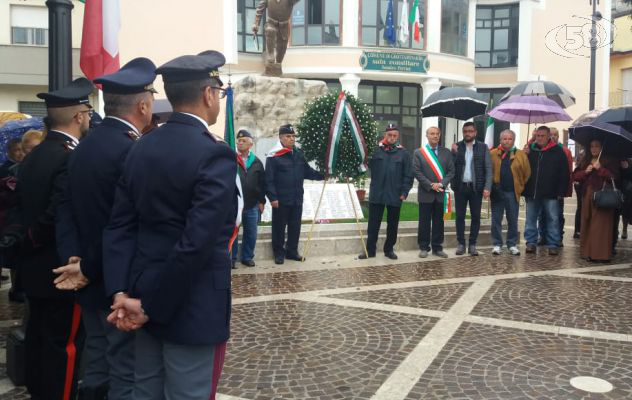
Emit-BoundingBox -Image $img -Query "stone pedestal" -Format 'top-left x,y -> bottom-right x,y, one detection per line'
233,75 -> 329,159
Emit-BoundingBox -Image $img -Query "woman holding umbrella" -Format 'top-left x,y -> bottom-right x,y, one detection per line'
572,139 -> 619,262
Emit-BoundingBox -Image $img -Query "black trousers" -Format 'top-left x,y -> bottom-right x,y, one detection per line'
418,200 -> 445,252
454,184 -> 483,246
25,297 -> 84,400
271,204 -> 303,258
366,203 -> 401,255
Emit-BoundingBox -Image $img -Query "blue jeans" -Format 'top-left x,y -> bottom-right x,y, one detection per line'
538,198 -> 565,245
491,191 -> 519,248
525,198 -> 561,248
231,206 -> 260,262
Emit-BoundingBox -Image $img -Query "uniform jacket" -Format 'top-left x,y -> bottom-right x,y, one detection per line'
451,140 -> 492,193
368,144 -> 414,207
490,147 -> 531,202
523,140 -> 570,199
16,130 -> 76,299
265,147 -> 323,206
56,117 -> 139,310
102,112 -> 237,345
237,153 -> 266,209
412,146 -> 455,204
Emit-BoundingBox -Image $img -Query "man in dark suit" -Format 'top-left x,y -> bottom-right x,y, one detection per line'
266,124 -> 324,264
413,127 -> 455,258
102,51 -> 236,400
54,58 -> 157,400
16,77 -> 93,400
360,124 -> 414,260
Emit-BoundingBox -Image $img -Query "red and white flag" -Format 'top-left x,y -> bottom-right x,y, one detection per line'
80,0 -> 120,80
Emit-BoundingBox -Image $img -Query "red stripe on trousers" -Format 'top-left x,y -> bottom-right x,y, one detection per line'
63,304 -> 82,400
209,341 -> 227,400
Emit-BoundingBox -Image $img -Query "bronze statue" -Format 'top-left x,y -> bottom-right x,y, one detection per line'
253,0 -> 300,77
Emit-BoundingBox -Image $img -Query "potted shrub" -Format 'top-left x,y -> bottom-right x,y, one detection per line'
353,173 -> 367,202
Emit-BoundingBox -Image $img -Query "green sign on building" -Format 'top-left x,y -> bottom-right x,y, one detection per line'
359,51 -> 430,74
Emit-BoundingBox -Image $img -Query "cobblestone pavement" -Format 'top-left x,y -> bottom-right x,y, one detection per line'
0,242 -> 631,399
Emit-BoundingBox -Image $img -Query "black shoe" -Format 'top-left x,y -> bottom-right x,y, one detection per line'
274,256 -> 284,265
525,244 -> 536,254
286,254 -> 303,262
573,232 -> 580,239
432,250 -> 448,259
241,260 -> 255,267
468,245 -> 479,256
548,247 -> 559,256
384,251 -> 398,260
622,232 -> 628,240
455,244 -> 466,256
358,253 -> 375,259
231,261 -> 237,270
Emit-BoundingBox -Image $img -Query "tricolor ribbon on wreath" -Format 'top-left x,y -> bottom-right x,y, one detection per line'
325,92 -> 369,176
419,144 -> 451,215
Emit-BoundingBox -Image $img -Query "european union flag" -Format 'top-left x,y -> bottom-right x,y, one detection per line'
383,0 -> 396,45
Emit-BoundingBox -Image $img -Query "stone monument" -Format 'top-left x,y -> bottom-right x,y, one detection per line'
252,0 -> 300,77
233,75 -> 328,158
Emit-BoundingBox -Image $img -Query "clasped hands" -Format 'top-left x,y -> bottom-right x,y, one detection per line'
106,293 -> 149,332
53,257 -> 89,291
431,183 -> 444,193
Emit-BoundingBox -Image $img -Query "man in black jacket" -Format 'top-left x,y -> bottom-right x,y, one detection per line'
16,77 -> 93,400
266,124 -> 324,264
55,58 -> 157,400
523,125 -> 570,255
232,129 -> 266,267
451,122 -> 492,256
360,124 -> 414,260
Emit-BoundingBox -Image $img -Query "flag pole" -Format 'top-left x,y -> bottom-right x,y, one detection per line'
302,179 -> 328,262
346,177 -> 368,258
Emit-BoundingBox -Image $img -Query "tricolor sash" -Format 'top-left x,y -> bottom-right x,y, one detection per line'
419,144 -> 450,214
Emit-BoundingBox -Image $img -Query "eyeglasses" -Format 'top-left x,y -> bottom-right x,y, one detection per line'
211,87 -> 226,99
78,109 -> 94,118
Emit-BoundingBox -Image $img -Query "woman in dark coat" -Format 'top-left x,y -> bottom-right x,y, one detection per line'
572,139 -> 619,262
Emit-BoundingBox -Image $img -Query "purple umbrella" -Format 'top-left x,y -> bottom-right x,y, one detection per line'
488,96 -> 571,124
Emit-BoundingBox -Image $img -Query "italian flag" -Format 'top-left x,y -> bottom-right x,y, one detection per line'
484,116 -> 495,149
79,0 -> 120,81
409,0 -> 421,43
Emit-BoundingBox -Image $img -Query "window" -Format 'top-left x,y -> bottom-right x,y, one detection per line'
361,0 -> 426,49
358,82 -> 423,152
622,68 -> 632,105
475,4 -> 519,68
10,5 -> 48,46
291,0 -> 341,46
440,0 -> 469,56
18,101 -> 47,118
238,0 -> 264,53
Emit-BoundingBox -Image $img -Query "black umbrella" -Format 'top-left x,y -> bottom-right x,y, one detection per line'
569,108 -> 632,159
500,80 -> 576,109
420,87 -> 488,120
593,106 -> 632,132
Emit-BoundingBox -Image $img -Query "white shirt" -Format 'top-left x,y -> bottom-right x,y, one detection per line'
106,116 -> 139,135
181,112 -> 209,130
50,130 -> 79,147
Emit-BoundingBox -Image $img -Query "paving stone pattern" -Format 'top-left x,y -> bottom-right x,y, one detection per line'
406,323 -> 632,400
218,299 -> 436,400
472,275 -> 632,333
327,282 -> 472,311
583,266 -> 632,278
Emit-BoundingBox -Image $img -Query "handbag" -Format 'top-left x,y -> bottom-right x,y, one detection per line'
592,178 -> 623,209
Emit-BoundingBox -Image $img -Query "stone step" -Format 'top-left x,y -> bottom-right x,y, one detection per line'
249,228 -> 504,261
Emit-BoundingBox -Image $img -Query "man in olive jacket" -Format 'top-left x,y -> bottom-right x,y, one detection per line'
360,124 -> 414,260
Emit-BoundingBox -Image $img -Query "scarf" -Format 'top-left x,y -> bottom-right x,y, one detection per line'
266,141 -> 293,158
237,151 -> 256,170
530,139 -> 557,153
379,139 -> 403,152
497,145 -> 516,160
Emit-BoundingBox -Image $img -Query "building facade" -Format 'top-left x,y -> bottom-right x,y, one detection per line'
610,0 -> 632,107
1,0 -> 613,149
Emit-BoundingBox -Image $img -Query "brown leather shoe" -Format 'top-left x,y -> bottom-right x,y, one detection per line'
548,247 -> 559,256
525,244 -> 536,254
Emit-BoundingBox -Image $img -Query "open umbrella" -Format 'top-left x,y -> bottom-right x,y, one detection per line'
0,117 -> 44,163
420,87 -> 488,120
489,96 -> 571,124
499,80 -> 576,109
569,108 -> 632,159
592,106 -> 632,132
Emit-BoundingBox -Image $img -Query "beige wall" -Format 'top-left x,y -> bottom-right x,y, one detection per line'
613,13 -> 632,53
0,0 -> 84,47
0,84 -> 45,111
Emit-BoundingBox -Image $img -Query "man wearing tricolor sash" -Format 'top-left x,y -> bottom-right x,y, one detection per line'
360,124 -> 413,260
413,127 -> 455,259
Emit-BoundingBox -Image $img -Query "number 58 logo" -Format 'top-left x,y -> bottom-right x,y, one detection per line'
545,16 -> 616,58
